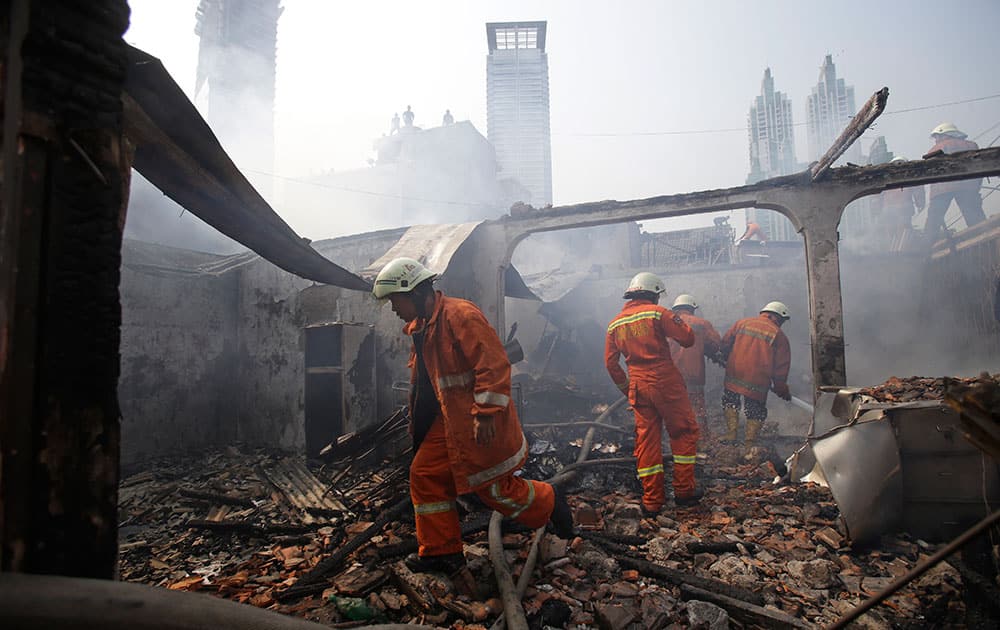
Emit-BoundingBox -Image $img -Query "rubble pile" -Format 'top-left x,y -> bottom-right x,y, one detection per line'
859,374 -> 999,403
119,414 -> 977,629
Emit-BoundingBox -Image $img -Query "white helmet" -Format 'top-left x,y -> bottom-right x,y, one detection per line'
672,294 -> 698,310
890,156 -> 907,163
372,257 -> 437,299
930,122 -> 966,139
761,301 -> 790,320
623,272 -> 665,298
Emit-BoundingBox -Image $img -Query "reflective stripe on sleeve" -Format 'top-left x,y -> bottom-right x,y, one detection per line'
474,390 -> 510,407
437,370 -> 474,390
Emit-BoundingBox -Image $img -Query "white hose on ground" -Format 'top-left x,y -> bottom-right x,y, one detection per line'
488,396 -> 629,630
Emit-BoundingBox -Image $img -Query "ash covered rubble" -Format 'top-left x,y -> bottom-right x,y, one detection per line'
117,389 -> 988,630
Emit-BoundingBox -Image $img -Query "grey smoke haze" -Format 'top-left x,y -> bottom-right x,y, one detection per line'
125,173 -> 244,255
120,0 -> 999,388
125,0 -> 1000,241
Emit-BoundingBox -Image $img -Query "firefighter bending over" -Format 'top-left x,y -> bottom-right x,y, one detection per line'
668,294 -> 723,441
373,258 -> 573,574
923,122 -> 985,239
605,272 -> 702,514
720,302 -> 792,444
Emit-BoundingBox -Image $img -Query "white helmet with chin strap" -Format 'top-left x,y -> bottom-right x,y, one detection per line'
760,301 -> 790,320
930,122 -> 967,139
372,257 -> 437,299
672,294 -> 698,310
623,272 -> 665,298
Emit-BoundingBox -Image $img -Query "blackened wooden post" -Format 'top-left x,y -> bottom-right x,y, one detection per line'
1,0 -> 130,578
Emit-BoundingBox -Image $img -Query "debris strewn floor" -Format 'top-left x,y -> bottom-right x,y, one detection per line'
119,403 -> 983,629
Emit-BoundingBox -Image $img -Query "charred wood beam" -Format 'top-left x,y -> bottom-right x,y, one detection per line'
811,88 -> 889,181
1,0 -> 130,578
617,556 -> 766,607
186,519 -> 312,536
178,488 -> 255,507
276,496 -> 411,602
680,584 -> 810,630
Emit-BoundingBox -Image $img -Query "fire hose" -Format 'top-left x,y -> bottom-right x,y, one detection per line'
489,397 -> 631,630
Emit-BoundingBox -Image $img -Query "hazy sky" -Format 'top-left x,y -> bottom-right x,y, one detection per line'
126,0 -> 1000,237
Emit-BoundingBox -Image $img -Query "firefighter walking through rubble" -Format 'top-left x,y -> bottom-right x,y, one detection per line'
668,294 -> 723,441
605,273 -> 702,514
720,302 -> 792,444
373,258 -> 573,574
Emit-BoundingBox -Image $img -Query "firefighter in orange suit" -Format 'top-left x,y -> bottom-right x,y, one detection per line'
373,257 -> 573,574
668,294 -> 722,440
605,272 -> 702,514
923,122 -> 985,238
720,302 -> 792,444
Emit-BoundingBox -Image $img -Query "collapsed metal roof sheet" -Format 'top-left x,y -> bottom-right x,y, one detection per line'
123,45 -> 371,292
363,222 -> 483,278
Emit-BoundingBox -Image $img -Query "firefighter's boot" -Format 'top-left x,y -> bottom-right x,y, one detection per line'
744,419 -> 763,444
722,407 -> 740,443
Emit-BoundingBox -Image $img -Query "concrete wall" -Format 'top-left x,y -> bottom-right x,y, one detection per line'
232,229 -> 410,451
119,226 -> 1000,465
512,262 -> 811,399
118,231 -> 406,464
119,244 -> 239,469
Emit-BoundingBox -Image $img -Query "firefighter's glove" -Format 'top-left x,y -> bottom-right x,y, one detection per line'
474,414 -> 496,446
617,381 -> 629,396
707,351 -> 726,368
772,382 -> 792,401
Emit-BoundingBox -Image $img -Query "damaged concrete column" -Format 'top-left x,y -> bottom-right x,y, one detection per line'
1,0 -> 131,577
762,187 -> 856,391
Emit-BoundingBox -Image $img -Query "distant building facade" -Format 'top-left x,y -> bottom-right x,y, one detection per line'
194,0 -> 282,199
746,68 -> 799,242
486,21 -> 553,207
284,122 -> 506,239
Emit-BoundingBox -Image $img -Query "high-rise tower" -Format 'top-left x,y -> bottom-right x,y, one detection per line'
746,68 -> 799,241
806,54 -> 858,163
195,0 -> 282,198
486,21 -> 552,207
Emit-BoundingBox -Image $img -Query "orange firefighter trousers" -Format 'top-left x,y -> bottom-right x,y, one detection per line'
630,379 -> 699,511
410,418 -> 555,557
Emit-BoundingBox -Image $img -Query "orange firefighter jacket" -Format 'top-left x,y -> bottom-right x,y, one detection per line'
739,222 -> 766,242
927,137 -> 981,196
605,299 -> 694,390
668,311 -> 722,391
721,314 -> 791,402
404,292 -> 526,494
